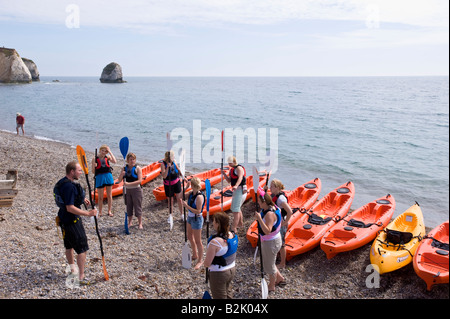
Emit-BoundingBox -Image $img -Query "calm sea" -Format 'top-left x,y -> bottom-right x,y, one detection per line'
1,76 -> 448,227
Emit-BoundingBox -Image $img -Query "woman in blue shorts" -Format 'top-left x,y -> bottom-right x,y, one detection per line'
92,144 -> 117,216
182,177 -> 205,270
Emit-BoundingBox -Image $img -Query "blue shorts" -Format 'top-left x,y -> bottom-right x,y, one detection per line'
95,173 -> 114,188
187,215 -> 204,230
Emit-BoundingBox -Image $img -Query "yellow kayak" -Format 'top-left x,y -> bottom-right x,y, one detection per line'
370,202 -> 425,274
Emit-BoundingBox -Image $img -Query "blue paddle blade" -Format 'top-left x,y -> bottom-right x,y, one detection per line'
202,290 -> 212,299
124,212 -> 129,235
205,179 -> 211,212
119,137 -> 129,159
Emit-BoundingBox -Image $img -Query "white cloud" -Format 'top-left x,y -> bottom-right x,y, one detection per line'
0,0 -> 448,30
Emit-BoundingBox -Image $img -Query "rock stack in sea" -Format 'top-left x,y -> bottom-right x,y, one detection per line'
21,58 -> 40,81
100,62 -> 126,83
0,48 -> 32,83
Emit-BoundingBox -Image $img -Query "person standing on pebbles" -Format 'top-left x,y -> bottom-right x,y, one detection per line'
117,152 -> 143,229
254,187 -> 286,293
55,161 -> 97,285
182,177 -> 205,269
161,150 -> 184,221
204,211 -> 238,299
222,156 -> 247,233
92,144 -> 116,217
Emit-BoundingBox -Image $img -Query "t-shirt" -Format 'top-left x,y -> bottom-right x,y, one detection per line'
16,115 -> 24,124
57,177 -> 82,224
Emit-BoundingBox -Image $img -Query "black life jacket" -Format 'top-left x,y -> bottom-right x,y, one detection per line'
124,165 -> 139,183
54,177 -> 85,209
163,161 -> 179,181
188,190 -> 206,213
95,156 -> 112,175
229,164 -> 246,187
271,191 -> 289,219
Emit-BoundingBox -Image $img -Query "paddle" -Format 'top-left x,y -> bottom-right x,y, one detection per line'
252,166 -> 260,265
119,137 -> 130,235
179,149 -> 191,269
76,145 -> 109,281
202,178 -> 212,299
221,130 -> 224,213
166,132 -> 173,230
252,166 -> 268,299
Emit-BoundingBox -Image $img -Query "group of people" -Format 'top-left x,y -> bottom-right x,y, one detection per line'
55,144 -> 293,297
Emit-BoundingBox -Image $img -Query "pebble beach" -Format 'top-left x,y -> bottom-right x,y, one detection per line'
0,130 -> 448,301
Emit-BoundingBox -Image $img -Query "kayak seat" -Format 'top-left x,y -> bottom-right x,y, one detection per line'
386,228 -> 413,245
308,213 -> 332,225
347,218 -> 374,228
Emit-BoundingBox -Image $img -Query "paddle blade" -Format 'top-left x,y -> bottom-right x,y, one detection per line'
102,256 -> 109,281
119,137 -> 129,160
205,179 -> 211,212
261,278 -> 268,299
76,145 -> 89,175
182,242 -> 191,269
179,148 -> 186,177
202,290 -> 212,299
253,246 -> 258,265
252,166 -> 259,193
169,214 -> 173,230
124,212 -> 129,235
166,132 -> 172,151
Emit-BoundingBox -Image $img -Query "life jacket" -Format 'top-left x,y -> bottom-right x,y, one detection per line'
207,232 -> 238,268
271,191 -> 289,219
163,161 -> 179,181
257,206 -> 282,240
188,190 -> 206,214
229,164 -> 246,187
124,165 -> 139,183
54,177 -> 85,225
95,156 -> 112,175
54,177 -> 85,209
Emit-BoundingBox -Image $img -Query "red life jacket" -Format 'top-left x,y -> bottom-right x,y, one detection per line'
95,156 -> 112,175
229,164 -> 246,187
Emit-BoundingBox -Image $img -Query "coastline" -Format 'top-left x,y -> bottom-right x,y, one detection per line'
0,130 -> 448,299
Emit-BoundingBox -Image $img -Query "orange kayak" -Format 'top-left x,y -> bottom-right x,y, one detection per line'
285,181 -> 355,261
320,194 -> 395,259
152,166 -> 229,201
413,220 -> 449,291
246,178 -> 322,248
201,171 -> 268,217
93,160 -> 161,202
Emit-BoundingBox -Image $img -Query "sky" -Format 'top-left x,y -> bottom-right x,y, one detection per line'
0,0 -> 448,77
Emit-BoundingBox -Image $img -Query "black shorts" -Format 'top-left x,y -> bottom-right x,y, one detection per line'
164,180 -> 181,197
61,218 -> 89,254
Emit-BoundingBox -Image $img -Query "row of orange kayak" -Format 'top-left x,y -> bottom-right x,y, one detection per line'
92,162 -> 448,290
245,179 -> 448,291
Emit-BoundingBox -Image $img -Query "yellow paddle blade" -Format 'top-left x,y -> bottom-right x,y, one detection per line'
76,145 -> 89,175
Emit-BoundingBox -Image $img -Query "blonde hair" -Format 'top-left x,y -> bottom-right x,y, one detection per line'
99,144 -> 109,152
270,179 -> 285,190
227,155 -> 237,164
190,176 -> 201,189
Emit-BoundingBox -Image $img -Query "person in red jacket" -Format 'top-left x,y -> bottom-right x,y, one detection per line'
16,112 -> 25,135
